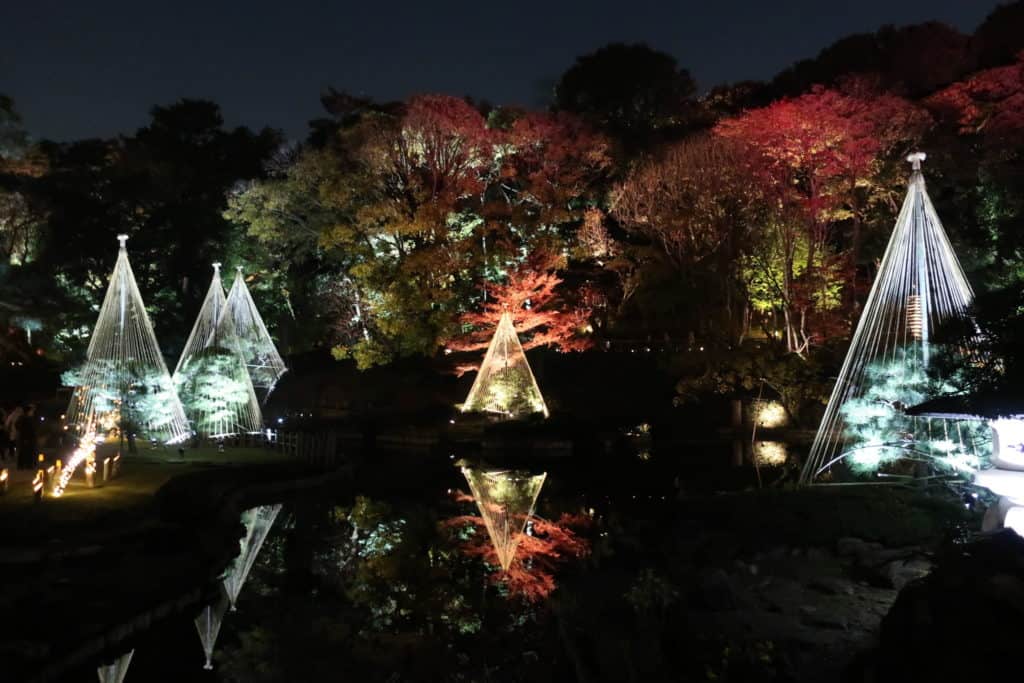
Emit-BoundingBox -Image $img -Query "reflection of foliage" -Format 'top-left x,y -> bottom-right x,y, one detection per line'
625,569 -> 679,615
175,346 -> 253,436
443,490 -> 591,603
840,348 -> 988,475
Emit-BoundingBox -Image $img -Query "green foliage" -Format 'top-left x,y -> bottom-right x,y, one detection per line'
61,359 -> 180,437
676,344 -> 832,426
174,347 -> 253,436
839,348 -> 989,475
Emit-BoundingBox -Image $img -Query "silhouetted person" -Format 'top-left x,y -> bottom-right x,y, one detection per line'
16,404 -> 38,470
3,405 -> 22,460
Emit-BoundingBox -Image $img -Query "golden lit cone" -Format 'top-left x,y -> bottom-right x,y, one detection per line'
462,467 -> 546,571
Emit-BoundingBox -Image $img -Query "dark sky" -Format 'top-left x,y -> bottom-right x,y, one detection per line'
0,0 -> 1005,142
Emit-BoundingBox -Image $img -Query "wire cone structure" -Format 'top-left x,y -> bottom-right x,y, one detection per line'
462,467 -> 546,571
222,504 -> 282,608
66,235 -> 189,444
174,264 -> 262,438
96,650 -> 133,683
224,267 -> 287,391
195,591 -> 229,671
801,153 -> 978,484
461,311 -> 549,418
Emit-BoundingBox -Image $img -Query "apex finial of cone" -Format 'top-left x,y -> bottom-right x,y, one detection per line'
236,265 -> 244,273
212,262 -> 221,272
116,234 -> 129,248
907,152 -> 926,170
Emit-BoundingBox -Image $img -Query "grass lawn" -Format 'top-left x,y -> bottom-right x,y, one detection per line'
0,444 -> 290,542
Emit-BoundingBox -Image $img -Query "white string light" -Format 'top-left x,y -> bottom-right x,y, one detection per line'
174,264 -> 263,438
65,235 -> 189,444
801,154 -> 977,483
461,311 -> 549,418
223,267 -> 287,391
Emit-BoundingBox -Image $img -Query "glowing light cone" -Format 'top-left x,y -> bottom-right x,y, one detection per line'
224,267 -> 287,391
174,263 -> 262,437
195,592 -> 229,670
461,311 -> 548,418
462,468 -> 546,571
96,650 -> 133,683
66,235 -> 189,444
801,154 -> 978,483
222,504 -> 282,608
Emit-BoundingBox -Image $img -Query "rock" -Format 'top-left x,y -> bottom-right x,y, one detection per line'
802,613 -> 848,631
697,569 -> 738,611
836,537 -> 866,557
883,558 -> 933,590
808,577 -> 855,596
877,530 -> 1024,681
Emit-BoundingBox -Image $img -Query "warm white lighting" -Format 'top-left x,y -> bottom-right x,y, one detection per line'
461,311 -> 548,419
754,401 -> 787,429
754,441 -> 789,466
991,418 -> 1024,471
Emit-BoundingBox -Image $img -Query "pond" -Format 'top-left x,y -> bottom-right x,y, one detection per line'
82,440 -> 809,682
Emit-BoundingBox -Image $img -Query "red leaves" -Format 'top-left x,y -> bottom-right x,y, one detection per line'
442,500 -> 592,603
447,249 -> 594,367
927,52 -> 1024,143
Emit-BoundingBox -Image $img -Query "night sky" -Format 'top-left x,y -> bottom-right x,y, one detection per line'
0,0 -> 1005,141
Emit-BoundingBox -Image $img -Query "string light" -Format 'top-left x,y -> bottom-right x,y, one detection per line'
802,154 -> 977,483
173,263 -> 262,438
65,235 -> 189,445
223,266 -> 287,391
461,311 -> 548,418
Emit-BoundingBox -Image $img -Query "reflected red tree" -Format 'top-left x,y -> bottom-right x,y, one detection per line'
443,491 -> 591,603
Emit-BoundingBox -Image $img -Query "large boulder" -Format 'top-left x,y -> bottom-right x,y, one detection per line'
876,530 -> 1024,681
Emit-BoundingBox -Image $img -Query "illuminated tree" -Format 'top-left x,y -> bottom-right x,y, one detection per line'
449,249 -> 592,361
611,135 -> 763,342
223,267 -> 287,391
223,504 -> 282,609
65,235 -> 189,444
174,264 -> 261,437
96,650 -> 134,683
461,312 -> 549,418
714,85 -> 928,352
801,155 -> 979,483
443,488 -> 591,602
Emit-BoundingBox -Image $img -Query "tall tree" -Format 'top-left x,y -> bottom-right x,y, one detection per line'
554,43 -> 697,149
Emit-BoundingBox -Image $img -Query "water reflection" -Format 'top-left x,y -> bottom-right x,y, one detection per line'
96,649 -> 133,683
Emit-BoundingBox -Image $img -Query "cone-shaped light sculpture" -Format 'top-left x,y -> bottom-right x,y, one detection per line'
224,267 -> 287,391
222,504 -> 282,609
462,467 -> 546,571
66,235 -> 189,444
461,311 -> 549,418
801,153 -> 977,483
174,264 -> 262,437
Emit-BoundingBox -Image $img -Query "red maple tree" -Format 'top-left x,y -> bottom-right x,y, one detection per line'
927,51 -> 1024,143
447,249 -> 593,373
442,490 -> 591,603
